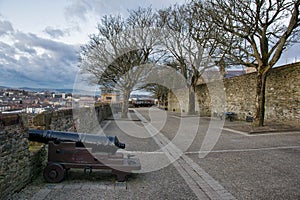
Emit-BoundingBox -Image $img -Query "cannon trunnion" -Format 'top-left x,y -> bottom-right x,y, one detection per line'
28,129 -> 140,182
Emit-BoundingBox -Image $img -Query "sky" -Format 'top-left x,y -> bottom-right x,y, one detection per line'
0,0 -> 186,89
0,0 -> 299,89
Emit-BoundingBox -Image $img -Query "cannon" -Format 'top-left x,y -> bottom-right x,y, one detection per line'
28,129 -> 140,183
28,129 -> 125,153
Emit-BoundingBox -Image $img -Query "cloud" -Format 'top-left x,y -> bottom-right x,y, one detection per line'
0,30 -> 80,88
0,41 -> 16,56
44,26 -> 66,38
14,42 -> 37,55
63,0 -> 188,30
64,0 -> 172,21
0,19 -> 14,35
64,0 -> 93,22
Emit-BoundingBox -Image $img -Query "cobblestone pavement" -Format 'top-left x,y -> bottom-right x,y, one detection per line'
9,107 -> 300,199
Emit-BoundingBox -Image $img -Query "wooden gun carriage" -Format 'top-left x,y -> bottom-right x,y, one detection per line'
28,129 -> 141,183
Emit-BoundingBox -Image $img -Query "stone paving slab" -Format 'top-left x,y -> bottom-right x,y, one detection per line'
10,181 -> 128,200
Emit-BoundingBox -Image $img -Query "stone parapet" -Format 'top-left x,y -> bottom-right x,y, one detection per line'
0,114 -> 30,200
0,104 -> 113,199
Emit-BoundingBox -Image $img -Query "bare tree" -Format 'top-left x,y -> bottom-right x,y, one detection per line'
189,0 -> 236,78
158,4 -> 214,114
205,0 -> 300,126
80,9 -> 159,118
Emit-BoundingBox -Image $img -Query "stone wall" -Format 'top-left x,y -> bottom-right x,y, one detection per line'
168,89 -> 202,114
168,62 -> 300,125
265,63 -> 300,125
0,114 -> 30,199
33,104 -> 112,132
33,109 -> 75,131
196,71 -> 257,119
0,104 -> 112,199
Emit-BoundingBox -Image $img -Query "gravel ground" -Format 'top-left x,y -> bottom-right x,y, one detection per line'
190,148 -> 300,200
8,108 -> 300,200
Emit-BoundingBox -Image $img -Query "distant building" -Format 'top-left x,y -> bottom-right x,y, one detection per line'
101,93 -> 120,103
24,106 -> 46,114
0,105 -> 11,112
53,93 -> 63,98
246,67 -> 257,73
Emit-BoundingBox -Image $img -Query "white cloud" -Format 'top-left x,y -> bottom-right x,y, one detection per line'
0,23 -> 80,88
64,0 -> 93,22
0,19 -> 14,35
44,26 -> 67,38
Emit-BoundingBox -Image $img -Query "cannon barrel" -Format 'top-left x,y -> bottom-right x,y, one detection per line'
28,129 -> 125,153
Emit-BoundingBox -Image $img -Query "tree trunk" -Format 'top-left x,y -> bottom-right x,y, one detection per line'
219,57 -> 226,78
121,89 -> 130,118
254,71 -> 268,126
157,95 -> 161,107
188,85 -> 196,115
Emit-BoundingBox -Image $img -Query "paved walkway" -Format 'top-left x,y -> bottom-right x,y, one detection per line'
134,110 -> 236,200
9,107 -> 300,199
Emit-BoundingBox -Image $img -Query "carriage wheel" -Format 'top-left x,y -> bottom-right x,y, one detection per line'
44,163 -> 65,183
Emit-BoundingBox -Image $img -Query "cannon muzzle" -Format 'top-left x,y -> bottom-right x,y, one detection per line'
28,129 -> 125,153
